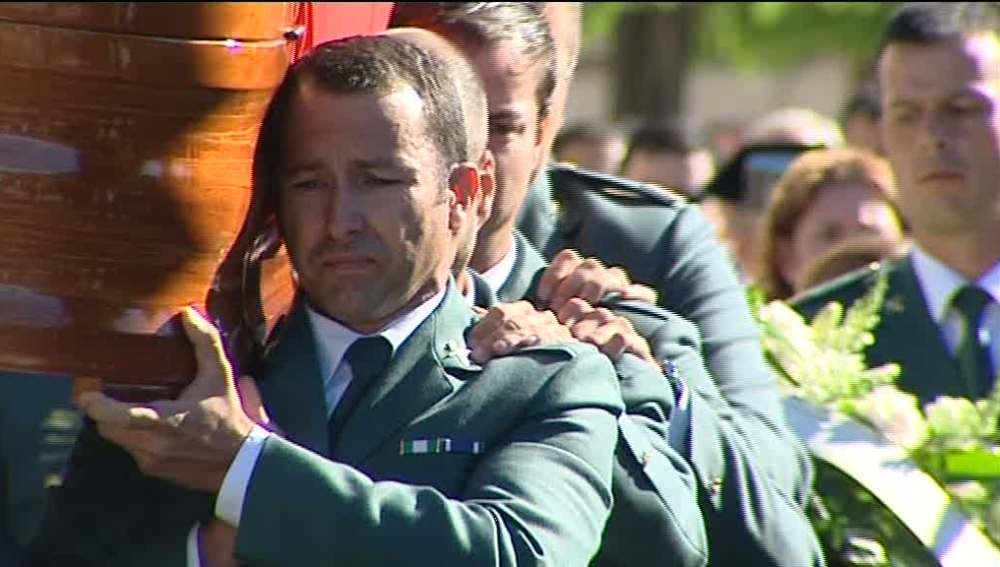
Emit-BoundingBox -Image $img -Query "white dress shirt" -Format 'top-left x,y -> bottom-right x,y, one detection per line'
910,245 -> 1000,366
188,286 -> 446,565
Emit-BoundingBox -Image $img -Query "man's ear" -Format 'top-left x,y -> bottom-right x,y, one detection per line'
534,108 -> 556,165
449,163 -> 480,205
447,163 -> 480,232
476,150 -> 497,227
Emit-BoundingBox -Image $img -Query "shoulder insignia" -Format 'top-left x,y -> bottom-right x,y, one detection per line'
548,162 -> 685,207
594,182 -> 687,206
504,342 -> 582,363
439,339 -> 481,372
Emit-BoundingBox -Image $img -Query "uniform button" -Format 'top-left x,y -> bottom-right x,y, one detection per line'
45,474 -> 63,488
709,478 -> 723,495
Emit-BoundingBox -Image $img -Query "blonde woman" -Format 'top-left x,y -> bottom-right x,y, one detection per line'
757,148 -> 905,300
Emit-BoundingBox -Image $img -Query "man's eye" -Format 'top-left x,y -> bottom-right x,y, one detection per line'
491,123 -> 525,137
947,100 -> 982,115
889,109 -> 917,124
362,173 -> 398,186
290,179 -> 323,191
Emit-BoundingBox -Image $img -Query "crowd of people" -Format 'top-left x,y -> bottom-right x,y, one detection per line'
1,2 -> 999,566
552,99 -> 910,301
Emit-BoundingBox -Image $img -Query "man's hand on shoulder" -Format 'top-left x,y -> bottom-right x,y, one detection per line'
469,301 -> 572,363
557,298 -> 659,370
536,249 -> 657,310
468,297 -> 659,373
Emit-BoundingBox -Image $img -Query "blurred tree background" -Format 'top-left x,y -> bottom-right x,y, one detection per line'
583,2 -> 900,123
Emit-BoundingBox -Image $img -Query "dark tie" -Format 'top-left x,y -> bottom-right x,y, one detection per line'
327,336 -> 393,455
951,285 -> 996,398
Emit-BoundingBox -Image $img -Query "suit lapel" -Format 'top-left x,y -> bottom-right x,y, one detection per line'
469,269 -> 500,309
517,167 -> 559,254
257,299 -> 331,456
497,230 -> 549,304
874,257 -> 965,403
333,286 -> 477,466
542,166 -> 584,259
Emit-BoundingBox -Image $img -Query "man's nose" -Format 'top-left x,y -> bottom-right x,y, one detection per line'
325,189 -> 365,239
922,109 -> 956,152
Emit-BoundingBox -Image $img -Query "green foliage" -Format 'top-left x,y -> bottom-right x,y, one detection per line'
582,2 -> 680,43
583,2 -> 901,72
756,270 -> 899,406
757,267 -> 1000,548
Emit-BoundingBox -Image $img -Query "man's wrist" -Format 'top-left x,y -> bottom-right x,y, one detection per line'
215,424 -> 271,527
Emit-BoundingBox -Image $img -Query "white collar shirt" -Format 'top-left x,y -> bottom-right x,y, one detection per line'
306,286 -> 447,416
910,245 -> 1000,366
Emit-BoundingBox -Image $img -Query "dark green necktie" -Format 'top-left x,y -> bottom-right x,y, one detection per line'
951,285 -> 996,399
328,336 -> 392,455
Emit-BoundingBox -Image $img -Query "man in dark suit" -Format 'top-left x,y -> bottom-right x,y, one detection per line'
794,3 -> 1000,406
390,3 -> 821,565
29,34 -> 633,566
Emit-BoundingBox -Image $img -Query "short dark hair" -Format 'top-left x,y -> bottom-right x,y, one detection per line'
840,83 -> 882,124
253,35 -> 467,212
553,122 -> 617,156
390,2 -> 558,119
619,123 -> 693,174
880,2 -> 1000,52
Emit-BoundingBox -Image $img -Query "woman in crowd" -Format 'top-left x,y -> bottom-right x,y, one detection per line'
756,147 -> 906,301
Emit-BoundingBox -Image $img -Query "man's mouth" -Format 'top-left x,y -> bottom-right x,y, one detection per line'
918,169 -> 965,184
320,255 -> 376,274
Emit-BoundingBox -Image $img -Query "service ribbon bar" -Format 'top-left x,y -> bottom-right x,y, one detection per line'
400,438 -> 485,455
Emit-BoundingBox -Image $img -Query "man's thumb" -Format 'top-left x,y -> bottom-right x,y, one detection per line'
180,307 -> 235,398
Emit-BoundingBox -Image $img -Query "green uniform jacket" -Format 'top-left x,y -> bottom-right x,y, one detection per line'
0,373 -> 79,564
516,164 -> 822,565
518,164 -> 812,492
470,243 -> 707,567
28,284 -> 624,567
496,233 -> 823,567
519,164 -> 777,411
793,255 -> 969,405
615,300 -> 824,566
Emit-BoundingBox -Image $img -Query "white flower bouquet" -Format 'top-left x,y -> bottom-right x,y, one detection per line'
752,273 -> 1000,562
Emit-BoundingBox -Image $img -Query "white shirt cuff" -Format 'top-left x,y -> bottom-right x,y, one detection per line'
187,523 -> 202,567
215,424 -> 271,528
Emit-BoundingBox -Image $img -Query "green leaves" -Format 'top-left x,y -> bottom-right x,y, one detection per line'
757,270 -> 897,406
756,266 -> 1000,547
583,2 -> 900,72
924,397 -> 996,452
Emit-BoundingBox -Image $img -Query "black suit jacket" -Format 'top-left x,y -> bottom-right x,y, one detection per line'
794,255 -> 970,405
